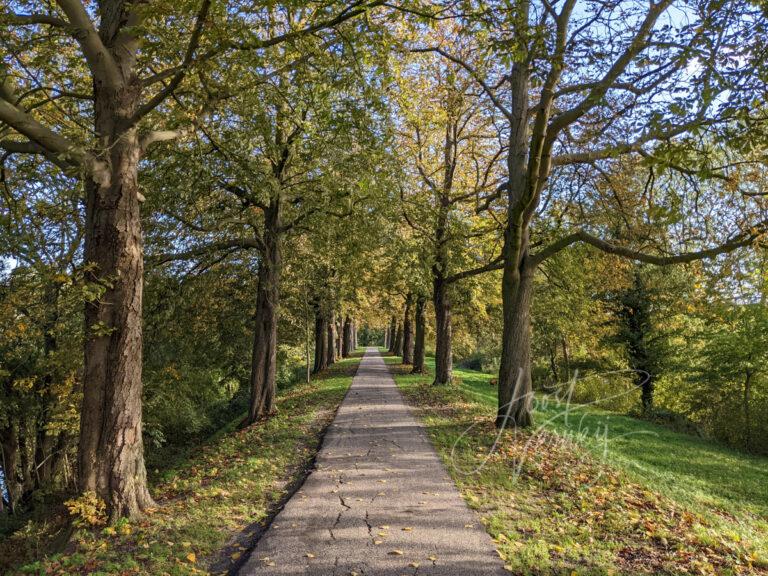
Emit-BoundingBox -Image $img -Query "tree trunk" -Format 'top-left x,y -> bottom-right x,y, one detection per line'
247,204 -> 282,424
497,247 -> 535,428
561,336 -> 571,382
393,322 -> 404,357
313,305 -> 329,373
336,319 -> 343,358
327,312 -> 337,366
343,316 -> 352,357
548,344 -> 558,384
744,368 -> 752,450
35,281 -> 61,488
640,373 -> 655,415
433,275 -> 453,385
412,295 -> 427,374
402,294 -> 414,365
388,316 -> 397,353
384,325 -> 390,350
1,421 -> 19,513
78,79 -> 155,520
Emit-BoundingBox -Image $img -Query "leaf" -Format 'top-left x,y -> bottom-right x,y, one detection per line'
186,552 -> 197,563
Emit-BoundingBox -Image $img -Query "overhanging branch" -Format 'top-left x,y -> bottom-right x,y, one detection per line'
529,224 -> 768,268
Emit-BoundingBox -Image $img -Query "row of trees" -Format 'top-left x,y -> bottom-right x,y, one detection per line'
2,0 -> 768,526
0,0 -> 405,520
380,1 -> 768,432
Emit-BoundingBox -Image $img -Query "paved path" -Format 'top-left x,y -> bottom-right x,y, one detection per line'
239,348 -> 507,575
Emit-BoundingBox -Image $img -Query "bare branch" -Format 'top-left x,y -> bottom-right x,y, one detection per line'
547,0 -> 673,135
410,47 -> 513,120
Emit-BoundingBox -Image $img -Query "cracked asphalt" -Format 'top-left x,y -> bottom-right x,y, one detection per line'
238,347 -> 508,575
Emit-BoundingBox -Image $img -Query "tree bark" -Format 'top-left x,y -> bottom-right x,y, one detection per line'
388,316 -> 397,353
342,316 -> 352,357
393,322 -> 404,357
78,77 -> 155,519
561,336 -> 571,382
497,245 -> 535,428
433,275 -> 453,385
247,202 -> 282,424
313,304 -> 329,373
327,312 -> 337,366
402,294 -> 414,365
336,318 -> 343,358
412,295 -> 427,373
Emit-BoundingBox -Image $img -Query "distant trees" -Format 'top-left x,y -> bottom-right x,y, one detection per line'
395,42 -> 504,384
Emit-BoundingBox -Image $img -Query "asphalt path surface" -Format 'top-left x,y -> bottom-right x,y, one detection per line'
239,347 -> 507,575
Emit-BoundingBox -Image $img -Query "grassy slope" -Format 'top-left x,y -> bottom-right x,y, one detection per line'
388,354 -> 768,575
3,354 -> 361,576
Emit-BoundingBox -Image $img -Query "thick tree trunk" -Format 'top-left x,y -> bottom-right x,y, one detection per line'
393,322 -> 404,357
79,81 -> 154,520
640,374 -> 655,415
247,204 -> 282,424
497,250 -> 535,428
433,276 -> 453,385
313,305 -> 329,373
412,295 -> 427,374
402,294 -> 414,365
342,316 -> 352,357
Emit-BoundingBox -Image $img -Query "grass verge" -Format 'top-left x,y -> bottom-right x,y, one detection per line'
2,354 -> 361,576
388,355 -> 768,575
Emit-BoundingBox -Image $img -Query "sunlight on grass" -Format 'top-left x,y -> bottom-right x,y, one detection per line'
387,353 -> 768,575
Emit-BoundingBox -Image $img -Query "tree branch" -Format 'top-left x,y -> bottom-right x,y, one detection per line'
0,12 -> 68,27
410,47 -> 513,120
445,254 -> 504,284
547,0 -> 673,135
529,224 -> 768,268
0,99 -> 85,168
54,0 -> 122,88
130,0 -> 212,124
149,238 -> 264,264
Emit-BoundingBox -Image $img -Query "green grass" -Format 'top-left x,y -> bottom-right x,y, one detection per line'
387,354 -> 768,575
2,354 -> 361,576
